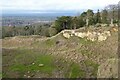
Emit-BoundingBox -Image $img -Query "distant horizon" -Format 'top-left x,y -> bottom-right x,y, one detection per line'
1,0 -> 119,15
2,9 -> 96,14
2,9 -> 89,17
1,8 -> 103,17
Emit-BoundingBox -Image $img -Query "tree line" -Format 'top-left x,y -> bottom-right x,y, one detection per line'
53,4 -> 118,32
2,24 -> 55,38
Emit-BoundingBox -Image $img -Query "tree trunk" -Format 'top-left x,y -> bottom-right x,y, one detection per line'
111,19 -> 114,26
74,24 -> 76,30
86,19 -> 89,26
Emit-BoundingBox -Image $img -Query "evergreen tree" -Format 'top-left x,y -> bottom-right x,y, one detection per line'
101,9 -> 108,24
96,9 -> 101,23
86,9 -> 94,26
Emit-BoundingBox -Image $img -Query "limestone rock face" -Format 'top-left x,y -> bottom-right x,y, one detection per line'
103,31 -> 111,36
63,33 -> 70,39
112,28 -> 118,32
71,30 -> 75,34
98,35 -> 107,42
62,29 -> 112,42
87,31 -> 97,41
74,32 -> 79,37
75,32 -> 86,38
97,58 -> 118,78
97,31 -> 111,42
100,24 -> 108,27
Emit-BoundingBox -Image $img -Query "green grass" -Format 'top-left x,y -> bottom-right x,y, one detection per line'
0,73 -> 2,78
2,34 -> 111,78
9,49 -> 56,77
1,72 -> 7,78
79,38 -> 94,45
44,39 -> 55,47
63,60 -> 85,78
2,49 -> 56,77
3,48 -> 87,78
84,60 -> 99,76
10,56 -> 55,74
69,63 -> 85,78
32,38 -> 55,49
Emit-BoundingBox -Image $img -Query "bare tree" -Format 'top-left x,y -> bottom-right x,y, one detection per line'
105,4 -> 118,26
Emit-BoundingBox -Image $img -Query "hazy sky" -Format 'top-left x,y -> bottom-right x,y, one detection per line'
1,0 -> 119,12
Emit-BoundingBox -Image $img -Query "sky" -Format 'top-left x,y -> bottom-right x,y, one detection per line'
1,0 -> 119,13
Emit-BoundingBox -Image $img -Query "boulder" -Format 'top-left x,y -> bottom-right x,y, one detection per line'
75,32 -> 86,38
78,32 -> 86,38
39,64 -> 44,67
63,33 -> 70,39
86,31 -> 97,41
98,35 -> 107,42
103,31 -> 111,37
71,30 -> 75,34
112,28 -> 118,32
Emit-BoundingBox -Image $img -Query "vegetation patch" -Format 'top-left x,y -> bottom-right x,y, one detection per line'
84,60 -> 99,76
69,63 -> 85,78
10,54 -> 56,76
44,39 -> 55,47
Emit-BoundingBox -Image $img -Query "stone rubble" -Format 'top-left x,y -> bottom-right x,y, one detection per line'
62,28 -> 117,42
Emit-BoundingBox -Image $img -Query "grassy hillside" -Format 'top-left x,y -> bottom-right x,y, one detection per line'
2,26 -> 118,78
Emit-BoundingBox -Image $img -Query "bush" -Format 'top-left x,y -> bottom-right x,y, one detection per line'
48,27 -> 57,37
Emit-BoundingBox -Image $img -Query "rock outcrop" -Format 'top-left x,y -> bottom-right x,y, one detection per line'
62,32 -> 70,39
63,30 -> 111,42
62,27 -> 118,42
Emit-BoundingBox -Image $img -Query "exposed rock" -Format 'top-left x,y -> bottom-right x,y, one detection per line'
103,31 -> 111,36
112,28 -> 118,32
32,63 -> 35,65
75,32 -> 86,38
100,24 -> 108,27
27,71 -> 30,73
71,30 -> 75,34
24,75 -> 27,77
87,31 -> 97,41
28,76 -> 30,78
98,35 -> 107,42
39,64 -> 44,67
63,33 -> 70,39
62,28 -> 112,42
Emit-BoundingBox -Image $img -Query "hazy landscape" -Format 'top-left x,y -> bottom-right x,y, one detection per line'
1,0 -> 120,79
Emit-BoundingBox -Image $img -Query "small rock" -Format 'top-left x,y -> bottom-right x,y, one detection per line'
28,76 -> 30,78
103,31 -> 111,36
27,71 -> 30,73
32,63 -> 35,65
39,64 -> 44,67
98,35 -> 107,42
112,28 -> 118,32
24,75 -> 27,77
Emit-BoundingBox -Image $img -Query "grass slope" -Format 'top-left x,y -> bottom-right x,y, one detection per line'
2,27 -> 118,78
